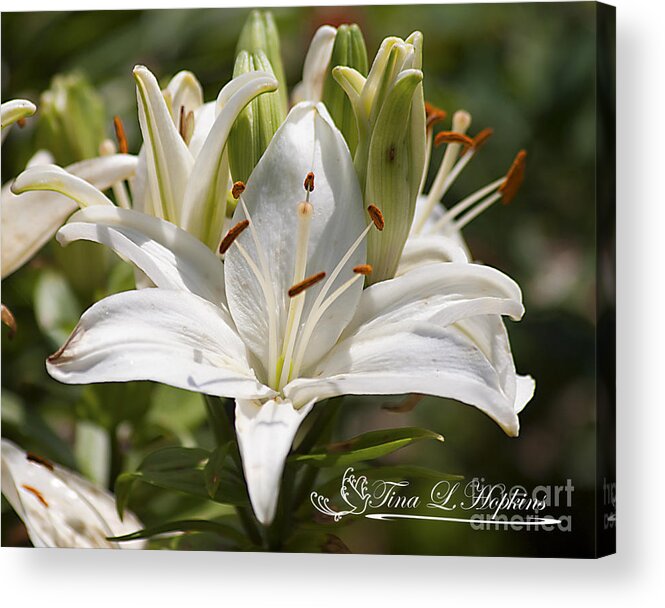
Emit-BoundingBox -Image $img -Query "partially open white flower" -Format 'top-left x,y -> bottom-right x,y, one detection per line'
1,438 -> 144,548
25,102 -> 531,525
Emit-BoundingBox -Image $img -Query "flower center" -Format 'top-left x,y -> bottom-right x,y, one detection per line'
221,173 -> 383,393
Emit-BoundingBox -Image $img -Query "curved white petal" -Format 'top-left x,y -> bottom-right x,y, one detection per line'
188,101 -> 216,158
292,25 -> 337,103
411,194 -> 471,258
515,374 -> 536,414
397,234 -> 469,275
285,320 -> 521,436
1,99 -> 36,142
235,398 -> 315,525
180,71 -> 278,250
164,70 -> 204,124
134,65 -> 194,224
1,155 -> 136,278
11,164 -> 114,208
1,438 -> 144,548
66,153 -> 138,190
225,102 -> 366,374
47,289 -> 274,401
57,206 -> 227,307
341,262 -> 524,340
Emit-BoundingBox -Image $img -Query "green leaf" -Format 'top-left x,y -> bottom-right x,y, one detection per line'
204,442 -> 233,499
289,427 -> 444,468
108,518 -> 246,545
115,446 -> 247,518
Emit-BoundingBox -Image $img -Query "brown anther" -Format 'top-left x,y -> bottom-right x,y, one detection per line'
27,453 -> 54,471
21,485 -> 49,508
472,127 -> 494,151
231,181 -> 246,199
219,219 -> 250,254
113,115 -> 128,154
425,102 -> 447,130
288,271 -> 326,297
1,304 -> 17,339
499,150 -> 527,205
367,204 -> 385,231
303,172 -> 315,193
434,131 -> 474,148
353,264 -> 373,276
178,105 -> 187,140
17,117 -> 27,128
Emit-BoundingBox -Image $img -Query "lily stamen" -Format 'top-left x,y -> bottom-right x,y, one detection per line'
434,131 -> 474,148
219,219 -> 250,254
368,204 -> 385,231
425,102 -> 447,130
232,181 -> 246,199
1,303 -> 17,339
287,271 -> 326,297
113,115 -> 128,154
414,109 -> 472,234
498,150 -> 527,204
353,264 -> 373,275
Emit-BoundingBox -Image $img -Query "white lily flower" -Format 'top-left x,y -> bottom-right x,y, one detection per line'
11,67 -> 279,258
400,108 -> 535,410
1,438 -> 144,549
33,102 -> 530,525
0,96 -> 137,279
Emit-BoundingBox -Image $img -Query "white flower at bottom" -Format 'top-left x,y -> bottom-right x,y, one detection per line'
37,102 -> 530,525
1,439 -> 144,549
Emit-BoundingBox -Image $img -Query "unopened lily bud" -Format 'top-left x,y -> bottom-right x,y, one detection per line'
334,32 -> 426,283
35,73 -> 106,165
228,50 -> 286,183
236,10 -> 288,117
321,24 -> 368,156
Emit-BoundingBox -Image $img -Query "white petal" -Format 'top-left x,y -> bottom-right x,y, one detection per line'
292,25 -> 337,103
1,154 -> 136,279
134,65 -> 194,224
57,206 -> 227,307
235,398 -> 315,525
1,99 -> 36,142
397,235 -> 469,275
164,70 -> 203,124
342,262 -> 524,340
225,102 -> 366,372
66,153 -> 138,191
515,374 -> 536,414
411,194 -> 471,258
47,289 -> 275,401
1,438 -> 144,548
285,320 -> 521,436
188,101 -> 216,158
11,164 -> 114,208
180,71 -> 278,250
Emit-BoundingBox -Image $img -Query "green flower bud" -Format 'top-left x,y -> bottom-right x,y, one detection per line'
321,24 -> 368,156
236,10 -> 288,117
334,33 -> 426,283
36,73 -> 106,165
228,50 -> 287,183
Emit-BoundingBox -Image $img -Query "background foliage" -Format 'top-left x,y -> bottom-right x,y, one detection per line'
2,3 -> 599,556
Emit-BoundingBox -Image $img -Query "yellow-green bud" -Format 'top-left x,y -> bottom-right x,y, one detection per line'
334,33 -> 427,283
36,73 -> 106,165
236,10 -> 288,117
228,50 -> 286,183
321,24 -> 368,156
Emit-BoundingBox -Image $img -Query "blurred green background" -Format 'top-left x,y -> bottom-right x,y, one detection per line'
2,3 -> 600,556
